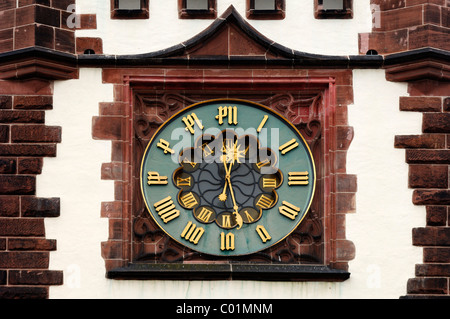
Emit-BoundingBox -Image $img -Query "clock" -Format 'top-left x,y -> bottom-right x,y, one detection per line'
140,99 -> 316,256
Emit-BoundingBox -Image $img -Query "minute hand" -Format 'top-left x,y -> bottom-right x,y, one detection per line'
225,165 -> 243,229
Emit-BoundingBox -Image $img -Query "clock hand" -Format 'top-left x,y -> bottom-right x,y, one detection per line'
226,172 -> 243,230
218,154 -> 230,201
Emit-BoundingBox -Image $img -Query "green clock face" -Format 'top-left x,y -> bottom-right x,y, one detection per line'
140,99 -> 316,256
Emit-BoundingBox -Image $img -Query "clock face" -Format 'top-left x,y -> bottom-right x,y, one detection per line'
140,99 -> 316,256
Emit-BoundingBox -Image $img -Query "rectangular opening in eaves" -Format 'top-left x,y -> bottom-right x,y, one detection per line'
254,0 -> 276,10
186,0 -> 209,10
118,0 -> 141,10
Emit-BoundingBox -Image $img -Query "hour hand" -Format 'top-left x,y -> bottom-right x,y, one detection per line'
218,182 -> 228,201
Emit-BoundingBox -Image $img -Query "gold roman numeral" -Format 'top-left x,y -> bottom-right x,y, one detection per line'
255,194 -> 274,209
147,171 -> 168,185
180,192 -> 198,209
220,232 -> 235,251
279,138 -> 299,155
243,210 -> 255,223
288,171 -> 309,186
262,178 -> 277,188
215,106 -> 238,125
256,225 -> 271,243
180,221 -> 204,245
201,142 -> 214,158
279,201 -> 301,220
257,115 -> 269,133
157,139 -> 175,154
176,176 -> 191,187
195,207 -> 214,223
182,158 -> 198,169
153,196 -> 180,223
222,215 -> 232,228
256,158 -> 270,169
182,113 -> 203,135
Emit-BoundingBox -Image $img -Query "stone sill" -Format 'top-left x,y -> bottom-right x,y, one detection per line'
107,263 -> 350,281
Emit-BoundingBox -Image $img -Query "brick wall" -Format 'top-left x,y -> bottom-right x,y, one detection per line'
360,0 -> 449,55
359,0 -> 450,299
0,80 -> 63,299
395,81 -> 450,298
0,0 -> 98,299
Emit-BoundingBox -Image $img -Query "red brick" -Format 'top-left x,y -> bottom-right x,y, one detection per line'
397,133 -> 438,149
0,96 -> 12,109
413,227 -> 450,246
101,162 -> 123,180
35,5 -> 60,27
15,5 -> 35,26
426,206 -> 447,226
0,251 -> 49,268
0,158 -> 16,174
0,9 -> 15,30
79,14 -> 97,29
336,126 -> 354,150
371,0 -> 406,11
0,125 -> 9,142
14,24 -> 36,50
413,189 -> 450,205
0,218 -> 44,236
399,96 -> 442,112
416,264 -> 450,277
0,110 -> 46,123
336,174 -> 357,193
21,196 -> 60,217
14,96 -> 52,110
76,37 -> 103,55
0,287 -> 48,299
18,158 -> 43,174
35,24 -> 55,50
55,28 -> 75,53
423,4 -> 442,25
101,201 -> 123,218
408,79 -> 450,97
9,270 -> 63,285
408,165 -> 448,188
406,0 -> 445,5
377,6 -> 423,31
444,97 -> 450,112
0,196 -> 20,217
407,277 -> 448,294
359,29 -> 409,55
443,7 -> 450,28
406,149 -> 450,164
423,113 -> 450,133
0,0 -> 16,10
52,0 -> 75,11
409,24 -> 450,51
0,28 -> 13,41
424,247 -> 450,262
8,238 -> 57,250
18,0 -> 51,6
92,116 -> 125,140
0,270 -> 5,284
0,144 -> 57,157
0,175 -> 35,195
11,125 -> 61,143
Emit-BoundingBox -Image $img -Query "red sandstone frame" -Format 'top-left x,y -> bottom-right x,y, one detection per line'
96,70 -> 356,280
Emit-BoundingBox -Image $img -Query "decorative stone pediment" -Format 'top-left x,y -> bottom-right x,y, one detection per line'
174,5 -> 283,59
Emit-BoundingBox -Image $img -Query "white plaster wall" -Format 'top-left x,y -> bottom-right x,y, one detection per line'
344,69 -> 425,298
40,68 -> 424,299
73,0 -> 373,55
